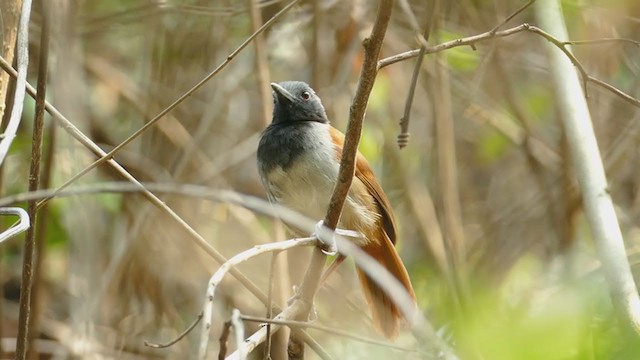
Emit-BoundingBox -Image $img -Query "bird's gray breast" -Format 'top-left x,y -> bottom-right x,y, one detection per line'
257,122 -> 339,219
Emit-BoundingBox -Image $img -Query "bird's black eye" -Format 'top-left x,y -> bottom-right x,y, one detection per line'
301,91 -> 311,101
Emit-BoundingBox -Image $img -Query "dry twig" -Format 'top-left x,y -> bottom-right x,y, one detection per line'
198,238 -> 317,359
144,312 -> 203,349
287,1 -> 396,358
377,23 -> 640,108
240,315 -> 418,353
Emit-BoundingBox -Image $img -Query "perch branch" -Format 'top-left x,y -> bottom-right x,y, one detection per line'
287,1 -> 395,358
198,238 -> 317,359
0,183 -> 454,357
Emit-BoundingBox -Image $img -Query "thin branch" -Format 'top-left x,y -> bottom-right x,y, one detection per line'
287,1 -> 396,358
588,76 -> 640,108
227,301 -> 310,360
489,0 -> 536,34
0,0 -> 31,166
562,38 -> 640,47
397,0 -> 439,149
16,1 -> 45,357
198,238 -> 317,359
397,0 -> 428,47
377,23 -> 640,108
322,0 -> 394,232
240,315 -> 418,353
144,312 -> 203,348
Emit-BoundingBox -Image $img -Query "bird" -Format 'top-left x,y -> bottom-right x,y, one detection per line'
257,81 -> 416,339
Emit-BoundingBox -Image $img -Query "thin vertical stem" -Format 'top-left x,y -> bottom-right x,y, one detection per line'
16,0 -> 47,358
288,0 -> 396,357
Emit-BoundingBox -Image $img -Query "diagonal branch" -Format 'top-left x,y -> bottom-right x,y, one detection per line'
377,23 -> 640,108
197,237 -> 317,359
287,1 -> 396,358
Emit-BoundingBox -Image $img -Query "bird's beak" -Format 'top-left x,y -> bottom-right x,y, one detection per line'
271,83 -> 295,103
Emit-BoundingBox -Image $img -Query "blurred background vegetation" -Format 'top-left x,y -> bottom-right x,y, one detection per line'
1,0 -> 640,358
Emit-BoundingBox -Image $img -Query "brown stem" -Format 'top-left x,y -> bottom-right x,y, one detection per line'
16,0 -> 45,358
288,0 -> 396,357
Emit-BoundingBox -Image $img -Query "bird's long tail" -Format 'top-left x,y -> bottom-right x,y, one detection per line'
356,230 -> 416,339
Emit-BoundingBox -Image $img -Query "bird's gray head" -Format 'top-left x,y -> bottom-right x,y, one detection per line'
270,81 -> 329,125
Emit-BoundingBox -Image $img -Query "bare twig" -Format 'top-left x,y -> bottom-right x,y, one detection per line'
241,315 -> 418,352
198,238 -> 317,359
144,312 -> 203,348
562,38 -> 640,47
0,0 -> 31,166
588,76 -> 640,108
323,0 -> 394,232
397,0 -> 428,47
489,0 -> 536,34
288,1 -> 396,358
377,23 -> 640,108
16,1 -> 45,357
0,208 -> 30,243
228,301 -> 309,360
397,0 -> 439,148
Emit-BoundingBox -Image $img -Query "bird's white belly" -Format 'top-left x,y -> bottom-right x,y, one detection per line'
268,154 -> 338,221
263,125 -> 378,245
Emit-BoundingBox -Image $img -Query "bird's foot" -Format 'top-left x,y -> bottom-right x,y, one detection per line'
313,221 -> 364,256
